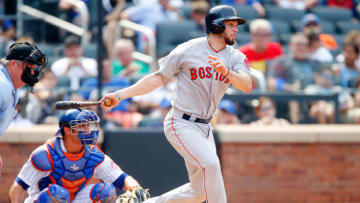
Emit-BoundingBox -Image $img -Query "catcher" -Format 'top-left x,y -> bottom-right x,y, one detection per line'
8,109 -> 149,203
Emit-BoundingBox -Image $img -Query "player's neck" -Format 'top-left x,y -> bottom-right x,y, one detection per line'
208,35 -> 226,52
63,135 -> 84,154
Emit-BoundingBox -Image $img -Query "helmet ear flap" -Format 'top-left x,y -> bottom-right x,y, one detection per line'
210,20 -> 225,34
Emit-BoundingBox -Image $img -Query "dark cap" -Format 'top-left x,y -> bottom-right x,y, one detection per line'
6,42 -> 46,66
64,35 -> 80,47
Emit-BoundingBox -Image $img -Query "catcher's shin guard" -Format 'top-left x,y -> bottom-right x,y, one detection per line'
36,184 -> 70,203
90,182 -> 117,203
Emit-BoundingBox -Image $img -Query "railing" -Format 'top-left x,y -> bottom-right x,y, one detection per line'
115,19 -> 157,69
16,0 -> 89,46
223,92 -> 340,123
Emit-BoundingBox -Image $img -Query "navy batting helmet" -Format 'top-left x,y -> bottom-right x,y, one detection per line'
205,5 -> 246,34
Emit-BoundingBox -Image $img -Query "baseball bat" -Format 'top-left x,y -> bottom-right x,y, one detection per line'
54,99 -> 112,110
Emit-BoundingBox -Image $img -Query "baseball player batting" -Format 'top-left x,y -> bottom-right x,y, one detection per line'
100,5 -> 252,203
8,109 -> 147,203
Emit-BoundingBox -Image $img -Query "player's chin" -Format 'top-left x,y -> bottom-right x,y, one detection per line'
225,38 -> 235,45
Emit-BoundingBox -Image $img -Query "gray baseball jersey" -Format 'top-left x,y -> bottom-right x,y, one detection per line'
159,37 -> 250,119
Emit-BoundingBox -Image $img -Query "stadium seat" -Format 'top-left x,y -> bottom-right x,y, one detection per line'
37,43 -> 58,58
56,76 -> 71,88
312,6 -> 352,23
271,20 -> 291,36
265,6 -> 305,24
319,22 -> 337,34
236,32 -> 252,46
83,43 -> 97,59
261,0 -> 275,6
180,4 -> 192,20
156,20 -> 201,57
233,5 -> 260,20
337,21 -> 360,34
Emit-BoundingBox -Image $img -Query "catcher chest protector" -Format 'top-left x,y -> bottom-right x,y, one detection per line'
205,5 -> 246,34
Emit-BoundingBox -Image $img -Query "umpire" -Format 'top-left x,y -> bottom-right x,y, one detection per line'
0,42 -> 47,135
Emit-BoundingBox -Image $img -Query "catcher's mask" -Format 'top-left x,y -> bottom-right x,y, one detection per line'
58,109 -> 100,151
6,42 -> 48,93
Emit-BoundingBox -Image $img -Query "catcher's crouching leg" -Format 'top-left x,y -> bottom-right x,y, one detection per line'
90,182 -> 117,203
36,184 -> 70,203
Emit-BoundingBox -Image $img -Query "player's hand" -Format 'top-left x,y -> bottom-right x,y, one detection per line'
208,56 -> 228,75
100,92 -> 121,110
123,176 -> 141,191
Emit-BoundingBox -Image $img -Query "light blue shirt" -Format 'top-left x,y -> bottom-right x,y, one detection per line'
0,65 -> 18,135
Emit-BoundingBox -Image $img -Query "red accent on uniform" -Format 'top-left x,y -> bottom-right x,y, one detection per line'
239,42 -> 283,61
244,57 -> 250,70
219,74 -> 225,82
224,78 -> 230,84
205,67 -> 212,78
198,67 -> 205,79
189,68 -> 198,80
171,117 -> 209,203
207,39 -> 223,53
215,72 -> 219,80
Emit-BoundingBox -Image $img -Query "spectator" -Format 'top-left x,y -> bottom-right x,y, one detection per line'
26,69 -> 62,124
305,30 -> 334,63
137,98 -> 172,128
51,35 -> 97,90
267,33 -> 319,123
221,0 -> 266,17
301,13 -> 338,51
189,1 -> 209,32
103,0 -> 127,57
0,18 -> 15,53
267,32 -> 318,92
81,58 -> 130,100
239,19 -> 283,74
250,96 -> 290,126
274,0 -> 318,10
212,99 -> 241,125
332,43 -> 360,88
112,39 -> 150,82
58,0 -> 89,26
336,30 -> 360,67
304,66 -> 339,123
121,0 -> 180,52
341,78 -> 360,123
326,0 -> 355,10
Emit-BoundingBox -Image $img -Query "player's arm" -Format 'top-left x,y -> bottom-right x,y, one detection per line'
100,71 -> 167,109
208,56 -> 252,93
9,181 -> 27,203
226,68 -> 252,93
94,155 -> 144,191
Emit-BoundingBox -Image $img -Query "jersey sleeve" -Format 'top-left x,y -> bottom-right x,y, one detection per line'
17,157 -> 51,191
232,49 -> 251,76
94,155 -> 125,184
158,44 -> 186,79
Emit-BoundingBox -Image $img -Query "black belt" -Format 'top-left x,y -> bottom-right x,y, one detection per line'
182,113 -> 211,124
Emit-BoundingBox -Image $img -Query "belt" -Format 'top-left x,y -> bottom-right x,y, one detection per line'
182,113 -> 211,124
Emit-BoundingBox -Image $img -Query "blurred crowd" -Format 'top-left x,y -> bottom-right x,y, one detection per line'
1,0 -> 360,128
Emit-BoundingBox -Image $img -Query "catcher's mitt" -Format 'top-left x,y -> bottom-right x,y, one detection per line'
116,187 -> 150,203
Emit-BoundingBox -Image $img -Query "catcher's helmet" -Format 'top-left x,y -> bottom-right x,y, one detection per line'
58,109 -> 100,147
205,5 -> 246,34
